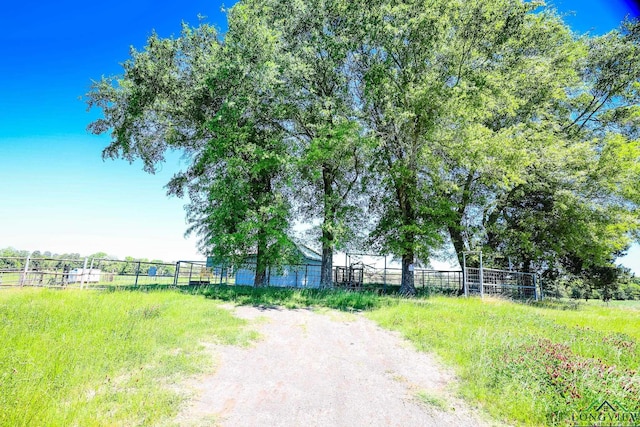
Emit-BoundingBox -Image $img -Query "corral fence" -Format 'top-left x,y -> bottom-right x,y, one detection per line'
465,267 -> 539,300
365,267 -> 463,294
174,261 -> 323,288
175,261 -> 540,300
175,260 -> 462,293
0,256 -> 177,289
175,261 -> 229,286
1,256 -> 540,300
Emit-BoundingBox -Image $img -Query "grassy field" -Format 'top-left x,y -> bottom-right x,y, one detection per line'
2,286 -> 638,426
581,298 -> 640,310
0,288 -> 257,426
367,297 -> 640,426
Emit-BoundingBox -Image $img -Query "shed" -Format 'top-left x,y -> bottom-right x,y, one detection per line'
235,244 -> 322,288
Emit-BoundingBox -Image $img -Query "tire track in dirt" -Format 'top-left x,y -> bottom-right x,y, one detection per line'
174,305 -> 498,427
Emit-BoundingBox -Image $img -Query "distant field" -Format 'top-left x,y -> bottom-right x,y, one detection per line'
0,288 -> 257,426
0,272 -> 177,288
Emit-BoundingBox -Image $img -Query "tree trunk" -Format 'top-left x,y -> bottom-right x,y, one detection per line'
254,234 -> 268,287
396,167 -> 417,297
321,234 -> 333,288
320,166 -> 335,288
254,266 -> 267,287
449,172 -> 474,269
252,173 -> 272,287
448,224 -> 466,271
448,224 -> 467,295
399,252 -> 415,296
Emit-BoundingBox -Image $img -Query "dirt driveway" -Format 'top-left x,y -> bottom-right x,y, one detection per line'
174,305 -> 496,427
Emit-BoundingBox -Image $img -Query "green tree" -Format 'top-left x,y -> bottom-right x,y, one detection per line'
87,2 -> 640,294
620,276 -> 640,300
479,18 -> 640,279
0,247 -> 29,270
348,0 -> 559,294
350,0 -> 639,294
350,0 -> 459,295
86,23 -> 296,286
434,2 -> 582,271
227,0 -> 374,287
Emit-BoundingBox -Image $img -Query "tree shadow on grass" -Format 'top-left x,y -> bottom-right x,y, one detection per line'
524,298 -> 582,311
198,285 -> 382,312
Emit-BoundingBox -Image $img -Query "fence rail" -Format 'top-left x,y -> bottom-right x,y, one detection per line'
376,268 -> 463,293
0,257 -> 178,289
0,256 -> 539,300
465,267 -> 538,300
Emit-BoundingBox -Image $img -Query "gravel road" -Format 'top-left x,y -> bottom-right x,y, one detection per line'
174,305 -> 496,427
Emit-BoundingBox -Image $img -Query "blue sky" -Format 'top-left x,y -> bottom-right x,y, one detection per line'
1,1 -> 639,268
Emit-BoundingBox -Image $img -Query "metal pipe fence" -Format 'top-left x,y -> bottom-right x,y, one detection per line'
465,267 -> 539,300
373,268 -> 463,293
0,256 -> 177,289
1,255 -> 539,300
174,261 -> 324,288
173,261 -> 466,295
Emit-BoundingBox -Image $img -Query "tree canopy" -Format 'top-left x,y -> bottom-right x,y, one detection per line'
87,0 -> 640,294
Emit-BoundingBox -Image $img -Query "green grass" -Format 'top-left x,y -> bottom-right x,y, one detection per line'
3,286 -> 639,426
200,284 -> 382,311
414,390 -> 450,411
366,296 -> 640,426
0,288 -> 256,426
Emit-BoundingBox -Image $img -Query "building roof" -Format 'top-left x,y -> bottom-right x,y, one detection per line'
296,243 -> 322,262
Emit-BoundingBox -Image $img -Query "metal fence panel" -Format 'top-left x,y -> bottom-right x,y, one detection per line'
0,257 -> 177,289
1,255 -> 538,300
465,267 -> 538,300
